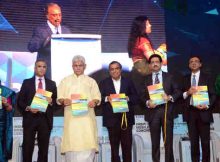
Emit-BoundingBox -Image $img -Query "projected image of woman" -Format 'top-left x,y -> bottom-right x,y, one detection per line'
128,16 -> 166,76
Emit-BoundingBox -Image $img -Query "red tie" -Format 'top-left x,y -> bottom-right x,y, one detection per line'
38,78 -> 43,89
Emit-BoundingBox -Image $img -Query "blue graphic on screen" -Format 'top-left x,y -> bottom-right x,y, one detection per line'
0,13 -> 18,33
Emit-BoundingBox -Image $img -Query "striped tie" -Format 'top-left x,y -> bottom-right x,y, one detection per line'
154,73 -> 160,84
192,75 -> 196,86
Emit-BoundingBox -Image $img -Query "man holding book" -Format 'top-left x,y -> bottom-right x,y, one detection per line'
99,61 -> 138,162
182,55 -> 216,162
57,55 -> 101,162
17,59 -> 57,162
141,54 -> 181,162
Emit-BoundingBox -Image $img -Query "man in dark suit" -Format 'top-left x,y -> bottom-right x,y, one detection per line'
142,54 -> 182,162
182,55 -> 216,162
28,3 -> 71,78
17,59 -> 57,162
99,61 -> 138,162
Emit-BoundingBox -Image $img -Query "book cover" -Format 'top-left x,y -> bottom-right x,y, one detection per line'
147,83 -> 166,105
30,89 -> 52,112
71,94 -> 88,116
192,86 -> 210,107
0,88 -> 2,109
110,93 -> 129,113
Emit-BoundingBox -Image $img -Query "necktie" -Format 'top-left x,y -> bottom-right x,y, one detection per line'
38,78 -> 43,89
192,75 -> 196,86
154,73 -> 160,84
56,27 -> 59,34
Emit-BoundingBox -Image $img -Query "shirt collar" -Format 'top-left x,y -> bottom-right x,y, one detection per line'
73,73 -> 85,78
191,70 -> 200,77
35,76 -> 45,81
47,20 -> 61,33
112,76 -> 121,83
152,70 -> 162,76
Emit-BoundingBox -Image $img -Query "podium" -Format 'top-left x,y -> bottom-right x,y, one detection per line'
51,34 -> 102,85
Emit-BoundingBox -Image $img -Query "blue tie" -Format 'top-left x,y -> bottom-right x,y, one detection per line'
192,75 -> 196,86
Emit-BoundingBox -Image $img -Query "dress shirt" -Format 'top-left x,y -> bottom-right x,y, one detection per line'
105,77 -> 122,102
112,77 -> 121,94
152,70 -> 163,84
183,70 -> 200,99
47,20 -> 61,34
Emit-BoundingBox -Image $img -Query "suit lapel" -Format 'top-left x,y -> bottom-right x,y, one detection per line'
30,77 -> 36,94
45,23 -> 53,35
109,78 -> 116,94
119,77 -> 124,93
146,74 -> 153,86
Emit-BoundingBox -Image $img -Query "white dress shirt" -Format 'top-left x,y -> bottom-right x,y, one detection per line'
47,20 -> 61,34
35,76 -> 45,90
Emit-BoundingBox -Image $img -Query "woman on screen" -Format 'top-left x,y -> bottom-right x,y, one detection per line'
128,16 -> 166,76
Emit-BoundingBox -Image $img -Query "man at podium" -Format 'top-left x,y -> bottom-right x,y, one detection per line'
28,2 -> 71,78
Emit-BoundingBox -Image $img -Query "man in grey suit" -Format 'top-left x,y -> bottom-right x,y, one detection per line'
28,3 -> 71,78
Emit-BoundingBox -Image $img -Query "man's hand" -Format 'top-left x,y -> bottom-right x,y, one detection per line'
46,97 -> 52,105
148,100 -> 157,109
58,98 -> 72,106
2,97 -> 12,111
107,96 -> 112,103
88,99 -> 99,108
196,104 -> 208,110
26,106 -> 39,113
187,86 -> 197,96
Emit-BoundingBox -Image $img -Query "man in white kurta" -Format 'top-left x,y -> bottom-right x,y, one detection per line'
57,55 -> 101,162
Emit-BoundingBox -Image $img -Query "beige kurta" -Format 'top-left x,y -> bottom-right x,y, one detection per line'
57,74 -> 101,153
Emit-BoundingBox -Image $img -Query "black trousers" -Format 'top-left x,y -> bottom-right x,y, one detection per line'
22,113 -> 51,162
188,110 -> 210,162
149,107 -> 174,162
107,125 -> 133,162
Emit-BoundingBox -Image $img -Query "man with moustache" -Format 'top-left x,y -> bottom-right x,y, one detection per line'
182,55 -> 216,162
28,2 -> 71,78
57,55 -> 101,162
17,60 -> 57,162
142,54 -> 181,162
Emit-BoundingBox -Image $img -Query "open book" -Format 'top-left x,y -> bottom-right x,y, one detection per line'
30,89 -> 52,112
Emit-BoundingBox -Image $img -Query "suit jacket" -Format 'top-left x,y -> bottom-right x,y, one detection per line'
17,76 -> 57,130
28,23 -> 71,68
99,76 -> 138,127
142,72 -> 182,122
182,72 -> 216,123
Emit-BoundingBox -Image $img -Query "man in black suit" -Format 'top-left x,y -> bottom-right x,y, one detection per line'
182,55 -> 216,162
17,59 -> 57,162
142,54 -> 182,162
28,3 -> 71,78
99,61 -> 138,162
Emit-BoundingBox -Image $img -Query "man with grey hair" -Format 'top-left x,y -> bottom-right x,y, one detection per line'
28,2 -> 71,78
57,55 -> 101,162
